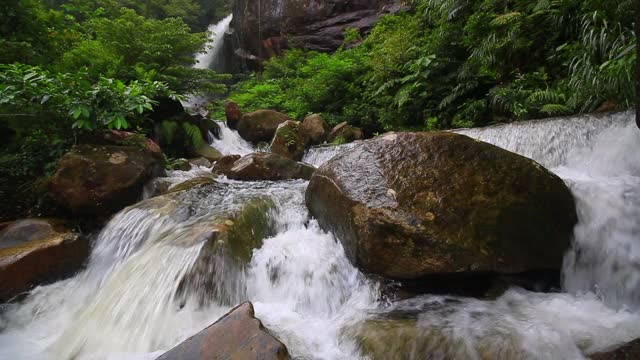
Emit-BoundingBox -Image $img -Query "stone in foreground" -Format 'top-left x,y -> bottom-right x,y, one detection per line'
0,219 -> 89,302
157,302 -> 290,360
306,132 -> 577,279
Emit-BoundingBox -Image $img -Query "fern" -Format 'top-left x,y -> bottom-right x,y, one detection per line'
540,103 -> 572,115
182,122 -> 205,149
491,12 -> 522,27
160,120 -> 178,145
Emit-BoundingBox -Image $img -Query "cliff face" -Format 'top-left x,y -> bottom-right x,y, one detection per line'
230,0 -> 403,70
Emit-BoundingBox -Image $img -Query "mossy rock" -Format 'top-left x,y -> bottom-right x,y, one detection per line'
270,120 -> 307,161
167,176 -> 218,194
192,144 -> 223,162
225,152 -> 315,181
178,198 -> 277,303
346,314 -> 527,359
306,132 -> 577,279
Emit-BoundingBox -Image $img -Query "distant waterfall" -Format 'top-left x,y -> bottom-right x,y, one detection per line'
185,15 -> 233,110
194,15 -> 233,71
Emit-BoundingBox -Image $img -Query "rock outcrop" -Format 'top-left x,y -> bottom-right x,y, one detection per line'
270,120 -> 307,161
0,219 -> 89,302
212,155 -> 242,175
222,153 -> 315,181
237,110 -> 291,143
50,131 -> 164,216
231,0 -> 404,69
306,132 -> 577,280
157,302 -> 290,360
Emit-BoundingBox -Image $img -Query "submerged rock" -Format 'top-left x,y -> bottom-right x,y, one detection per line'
50,133 -> 164,216
191,144 -> 222,162
301,113 -> 330,145
590,338 -> 640,359
167,177 -> 218,194
223,152 -> 315,181
188,157 -> 212,168
157,302 -> 290,360
328,121 -> 363,143
169,158 -> 192,171
270,120 -> 307,161
0,219 -> 89,302
306,132 -> 577,280
237,110 -> 291,143
178,197 -> 276,303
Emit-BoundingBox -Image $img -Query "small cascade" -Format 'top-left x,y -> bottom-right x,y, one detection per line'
457,111 -> 640,310
302,142 -> 361,167
209,121 -> 255,156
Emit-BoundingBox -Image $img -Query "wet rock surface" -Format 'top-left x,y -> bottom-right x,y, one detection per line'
270,120 -> 307,161
50,132 -> 164,216
237,110 -> 291,144
300,113 -> 330,146
0,219 -> 89,302
306,132 -> 577,279
223,152 -> 315,181
157,302 -> 290,360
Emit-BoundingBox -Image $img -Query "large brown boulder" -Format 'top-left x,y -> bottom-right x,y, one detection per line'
328,121 -> 364,143
223,153 -> 315,181
212,154 -> 242,175
157,302 -> 290,360
301,114 -> 330,145
50,134 -> 164,216
225,101 -> 242,130
306,132 -> 577,279
270,120 -> 307,161
0,219 -> 89,302
237,110 -> 291,143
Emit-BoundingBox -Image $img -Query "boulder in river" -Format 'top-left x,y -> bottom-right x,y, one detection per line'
301,114 -> 330,145
188,157 -> 212,168
237,110 -> 291,143
0,219 -> 89,302
157,302 -> 290,360
328,121 -> 364,143
50,132 -> 164,216
225,101 -> 242,130
306,132 -> 577,280
212,155 -> 242,175
223,152 -> 315,181
270,120 -> 308,161
191,144 -> 223,162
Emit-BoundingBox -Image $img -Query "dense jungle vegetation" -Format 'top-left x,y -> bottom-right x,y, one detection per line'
0,0 -> 637,217
222,0 -> 636,134
0,0 -> 230,217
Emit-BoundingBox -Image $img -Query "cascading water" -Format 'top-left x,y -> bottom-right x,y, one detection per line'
302,142 -> 361,167
1,111 -> 640,359
209,121 -> 255,156
183,15 -> 233,110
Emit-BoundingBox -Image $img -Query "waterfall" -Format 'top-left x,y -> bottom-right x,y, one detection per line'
2,111 -> 640,359
209,121 -> 255,156
184,15 -> 233,110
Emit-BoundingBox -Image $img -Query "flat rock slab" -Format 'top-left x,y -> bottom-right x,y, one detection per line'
157,302 -> 290,360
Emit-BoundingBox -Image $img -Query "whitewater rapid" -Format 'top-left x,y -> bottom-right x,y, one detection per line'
0,111 -> 639,359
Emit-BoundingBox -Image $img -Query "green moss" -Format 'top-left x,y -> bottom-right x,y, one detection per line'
224,198 -> 276,263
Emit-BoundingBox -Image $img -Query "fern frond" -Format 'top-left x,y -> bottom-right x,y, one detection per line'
182,123 -> 205,149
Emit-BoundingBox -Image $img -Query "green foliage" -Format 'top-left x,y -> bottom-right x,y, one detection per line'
227,0 -> 635,131
0,64 -> 173,131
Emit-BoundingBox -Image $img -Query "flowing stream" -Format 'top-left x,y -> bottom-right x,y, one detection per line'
1,111 -> 639,359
